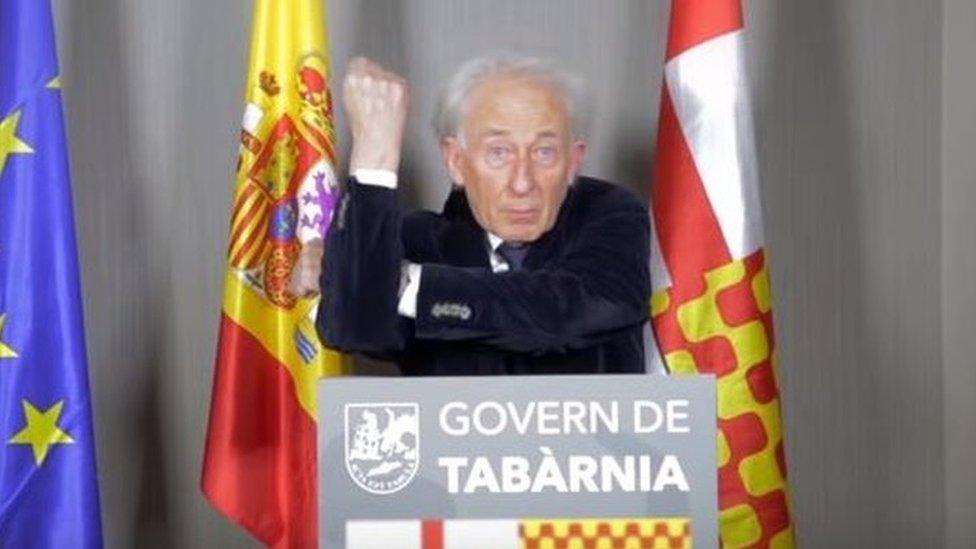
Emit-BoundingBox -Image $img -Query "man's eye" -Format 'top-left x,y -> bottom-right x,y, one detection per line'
486,146 -> 511,165
533,146 -> 558,164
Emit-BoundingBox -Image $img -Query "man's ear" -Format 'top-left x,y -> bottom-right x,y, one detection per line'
568,140 -> 587,181
440,137 -> 465,186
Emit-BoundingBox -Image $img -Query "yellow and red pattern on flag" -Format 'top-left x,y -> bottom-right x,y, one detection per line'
520,518 -> 691,549
649,1 -> 795,547
202,0 -> 346,547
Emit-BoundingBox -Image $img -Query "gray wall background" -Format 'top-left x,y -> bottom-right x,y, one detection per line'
47,0 -> 973,547
943,1 -> 976,547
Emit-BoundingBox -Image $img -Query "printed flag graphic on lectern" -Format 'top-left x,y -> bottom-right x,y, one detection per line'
347,518 -> 692,549
0,0 -> 103,546
201,0 -> 347,547
649,0 -> 795,547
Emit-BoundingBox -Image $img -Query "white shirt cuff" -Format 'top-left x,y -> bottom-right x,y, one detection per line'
397,262 -> 422,318
352,168 -> 398,189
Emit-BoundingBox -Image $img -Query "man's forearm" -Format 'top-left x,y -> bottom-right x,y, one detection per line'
317,180 -> 405,353
316,57 -> 411,353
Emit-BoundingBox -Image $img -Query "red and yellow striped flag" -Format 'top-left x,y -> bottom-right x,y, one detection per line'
202,1 -> 346,546
649,1 -> 795,547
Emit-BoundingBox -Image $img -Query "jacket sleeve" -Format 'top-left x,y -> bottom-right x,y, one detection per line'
413,199 -> 651,354
316,178 -> 406,356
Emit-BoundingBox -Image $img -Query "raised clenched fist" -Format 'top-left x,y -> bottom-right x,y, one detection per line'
343,57 -> 408,173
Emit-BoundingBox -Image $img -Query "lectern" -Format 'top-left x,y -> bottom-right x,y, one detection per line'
318,374 -> 718,548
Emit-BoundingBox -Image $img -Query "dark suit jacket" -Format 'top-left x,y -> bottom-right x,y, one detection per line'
316,175 -> 651,376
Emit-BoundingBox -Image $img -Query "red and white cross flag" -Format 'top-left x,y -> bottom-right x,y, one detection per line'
649,0 -> 796,546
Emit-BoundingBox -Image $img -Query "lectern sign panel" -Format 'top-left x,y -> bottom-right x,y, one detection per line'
319,374 -> 718,548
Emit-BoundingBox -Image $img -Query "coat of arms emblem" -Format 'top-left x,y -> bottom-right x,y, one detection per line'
344,403 -> 419,495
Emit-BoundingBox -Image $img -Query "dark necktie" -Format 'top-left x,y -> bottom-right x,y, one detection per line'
496,242 -> 529,271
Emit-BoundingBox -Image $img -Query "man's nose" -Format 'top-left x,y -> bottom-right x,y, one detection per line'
508,153 -> 536,196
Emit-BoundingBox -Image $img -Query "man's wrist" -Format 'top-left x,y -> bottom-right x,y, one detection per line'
349,147 -> 401,173
352,168 -> 398,189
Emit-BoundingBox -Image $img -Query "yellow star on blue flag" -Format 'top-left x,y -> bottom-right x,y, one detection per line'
0,313 -> 18,358
0,109 -> 34,178
7,399 -> 75,466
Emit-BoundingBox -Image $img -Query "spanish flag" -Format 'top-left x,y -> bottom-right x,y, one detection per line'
649,0 -> 795,546
202,1 -> 346,546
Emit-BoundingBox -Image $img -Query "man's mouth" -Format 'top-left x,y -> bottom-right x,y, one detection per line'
504,208 -> 540,223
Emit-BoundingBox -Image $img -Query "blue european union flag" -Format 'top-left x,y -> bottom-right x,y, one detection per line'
0,0 -> 103,546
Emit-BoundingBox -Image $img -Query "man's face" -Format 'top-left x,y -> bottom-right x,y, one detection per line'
441,74 -> 586,243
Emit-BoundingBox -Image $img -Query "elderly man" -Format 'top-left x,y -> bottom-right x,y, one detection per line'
314,55 -> 650,375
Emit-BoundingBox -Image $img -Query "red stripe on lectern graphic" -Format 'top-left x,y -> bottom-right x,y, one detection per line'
422,520 -> 444,549
666,0 -> 744,60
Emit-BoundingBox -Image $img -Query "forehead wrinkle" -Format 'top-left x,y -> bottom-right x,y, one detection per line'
474,129 -> 565,148
479,127 -> 558,136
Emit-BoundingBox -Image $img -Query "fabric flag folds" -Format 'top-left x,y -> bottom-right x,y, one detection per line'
0,0 -> 104,546
649,1 -> 795,547
201,0 -> 346,546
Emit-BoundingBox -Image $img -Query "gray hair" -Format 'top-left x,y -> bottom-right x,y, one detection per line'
432,54 -> 592,143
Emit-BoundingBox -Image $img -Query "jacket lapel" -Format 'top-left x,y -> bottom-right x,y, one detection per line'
441,189 -> 491,268
522,184 -> 576,270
